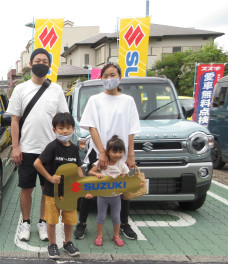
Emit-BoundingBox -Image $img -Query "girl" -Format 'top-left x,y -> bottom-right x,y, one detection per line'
88,135 -> 129,246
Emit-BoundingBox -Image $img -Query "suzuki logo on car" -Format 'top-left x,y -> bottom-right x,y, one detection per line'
143,142 -> 154,152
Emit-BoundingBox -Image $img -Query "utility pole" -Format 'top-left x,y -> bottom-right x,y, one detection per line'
146,0 -> 150,16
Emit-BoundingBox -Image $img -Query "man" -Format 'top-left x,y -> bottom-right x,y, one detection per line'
7,48 -> 69,241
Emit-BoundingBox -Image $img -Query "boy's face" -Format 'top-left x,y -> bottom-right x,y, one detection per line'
53,123 -> 74,136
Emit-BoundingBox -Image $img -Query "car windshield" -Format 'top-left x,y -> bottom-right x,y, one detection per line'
77,82 -> 180,120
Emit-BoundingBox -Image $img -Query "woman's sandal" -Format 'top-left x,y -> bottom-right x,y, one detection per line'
94,235 -> 103,246
113,235 -> 124,246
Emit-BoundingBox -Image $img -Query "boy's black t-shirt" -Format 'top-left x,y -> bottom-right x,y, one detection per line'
39,139 -> 82,197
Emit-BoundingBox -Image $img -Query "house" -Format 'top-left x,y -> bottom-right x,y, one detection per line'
57,64 -> 88,90
61,23 -> 224,70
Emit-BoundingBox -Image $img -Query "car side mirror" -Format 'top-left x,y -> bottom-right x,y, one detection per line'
1,113 -> 11,127
182,106 -> 194,119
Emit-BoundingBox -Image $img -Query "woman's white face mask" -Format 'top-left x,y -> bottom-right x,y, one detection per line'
102,78 -> 120,90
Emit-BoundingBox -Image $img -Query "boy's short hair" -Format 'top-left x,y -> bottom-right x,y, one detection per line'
52,112 -> 75,128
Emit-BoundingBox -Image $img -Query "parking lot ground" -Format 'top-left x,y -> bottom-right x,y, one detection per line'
0,167 -> 228,263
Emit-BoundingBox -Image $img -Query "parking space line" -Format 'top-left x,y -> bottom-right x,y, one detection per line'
212,180 -> 228,190
134,210 -> 196,227
207,191 -> 228,206
14,213 -> 64,252
128,217 -> 147,240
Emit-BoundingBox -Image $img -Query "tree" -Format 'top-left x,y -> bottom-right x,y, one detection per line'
151,41 -> 228,96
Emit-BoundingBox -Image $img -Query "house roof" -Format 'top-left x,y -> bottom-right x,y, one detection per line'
107,23 -> 224,38
58,64 -> 88,76
61,23 -> 224,57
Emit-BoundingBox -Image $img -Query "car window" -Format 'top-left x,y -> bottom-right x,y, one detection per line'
77,82 -> 180,120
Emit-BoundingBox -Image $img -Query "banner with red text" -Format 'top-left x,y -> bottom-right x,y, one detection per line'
118,17 -> 151,77
34,19 -> 64,82
192,64 -> 225,126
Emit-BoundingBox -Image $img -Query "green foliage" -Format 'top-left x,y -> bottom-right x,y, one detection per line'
151,41 -> 228,96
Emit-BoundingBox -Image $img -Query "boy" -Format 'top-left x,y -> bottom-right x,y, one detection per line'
34,112 -> 83,259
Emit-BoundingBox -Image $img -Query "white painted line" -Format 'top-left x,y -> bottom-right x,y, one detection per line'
212,180 -> 228,190
14,213 -> 64,252
128,216 -> 147,240
134,210 -> 196,227
207,191 -> 228,206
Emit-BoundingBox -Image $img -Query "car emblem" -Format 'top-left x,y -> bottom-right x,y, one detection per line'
143,142 -> 153,151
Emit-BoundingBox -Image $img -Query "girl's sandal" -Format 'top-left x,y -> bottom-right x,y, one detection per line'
113,235 -> 124,246
94,235 -> 103,246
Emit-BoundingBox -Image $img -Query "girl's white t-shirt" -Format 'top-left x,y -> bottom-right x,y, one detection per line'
79,92 -> 141,163
7,79 -> 69,154
93,160 -> 130,178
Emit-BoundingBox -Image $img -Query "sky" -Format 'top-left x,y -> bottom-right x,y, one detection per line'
1,0 -> 228,80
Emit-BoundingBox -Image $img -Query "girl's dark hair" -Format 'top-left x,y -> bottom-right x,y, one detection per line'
52,112 -> 75,129
106,135 -> 125,154
101,62 -> 122,78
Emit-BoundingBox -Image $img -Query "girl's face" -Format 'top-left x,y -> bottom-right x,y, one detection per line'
101,66 -> 120,80
108,149 -> 124,163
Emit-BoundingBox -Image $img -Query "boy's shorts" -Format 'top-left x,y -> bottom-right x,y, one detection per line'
18,153 -> 45,188
44,195 -> 77,226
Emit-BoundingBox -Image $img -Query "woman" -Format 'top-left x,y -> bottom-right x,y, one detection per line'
74,62 -> 141,240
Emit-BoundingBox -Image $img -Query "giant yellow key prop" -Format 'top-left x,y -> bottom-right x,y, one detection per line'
54,163 -> 142,211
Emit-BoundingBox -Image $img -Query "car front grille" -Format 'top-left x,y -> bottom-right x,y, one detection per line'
148,178 -> 181,194
134,141 -> 182,151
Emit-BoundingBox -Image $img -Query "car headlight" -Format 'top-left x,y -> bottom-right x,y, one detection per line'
187,132 -> 214,155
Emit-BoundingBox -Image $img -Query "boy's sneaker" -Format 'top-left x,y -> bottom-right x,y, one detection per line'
48,244 -> 60,259
63,241 -> 80,257
19,222 -> 31,241
74,223 -> 87,239
37,222 -> 48,241
120,223 -> 137,240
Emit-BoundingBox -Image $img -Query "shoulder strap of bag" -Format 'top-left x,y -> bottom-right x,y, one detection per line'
19,78 -> 51,137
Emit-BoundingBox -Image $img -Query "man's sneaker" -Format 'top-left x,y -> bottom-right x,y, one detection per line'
37,222 -> 48,241
19,222 -> 31,241
74,223 -> 87,239
120,223 -> 137,240
63,241 -> 80,257
48,244 -> 60,259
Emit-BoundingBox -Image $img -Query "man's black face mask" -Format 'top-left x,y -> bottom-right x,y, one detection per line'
32,64 -> 49,78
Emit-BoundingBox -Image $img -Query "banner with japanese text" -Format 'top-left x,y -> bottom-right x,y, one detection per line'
34,19 -> 64,82
192,64 -> 225,126
118,17 -> 151,77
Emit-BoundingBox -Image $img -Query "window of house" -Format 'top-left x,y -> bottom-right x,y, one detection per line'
95,46 -> 105,65
70,59 -> 72,65
162,47 -> 172,54
85,54 -> 89,65
64,46 -> 68,51
151,47 -> 161,56
173,46 -> 181,53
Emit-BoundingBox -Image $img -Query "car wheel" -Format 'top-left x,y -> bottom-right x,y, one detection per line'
179,193 -> 207,210
211,140 -> 225,169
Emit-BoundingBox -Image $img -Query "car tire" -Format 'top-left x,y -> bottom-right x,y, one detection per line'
179,193 -> 207,210
211,140 -> 225,169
